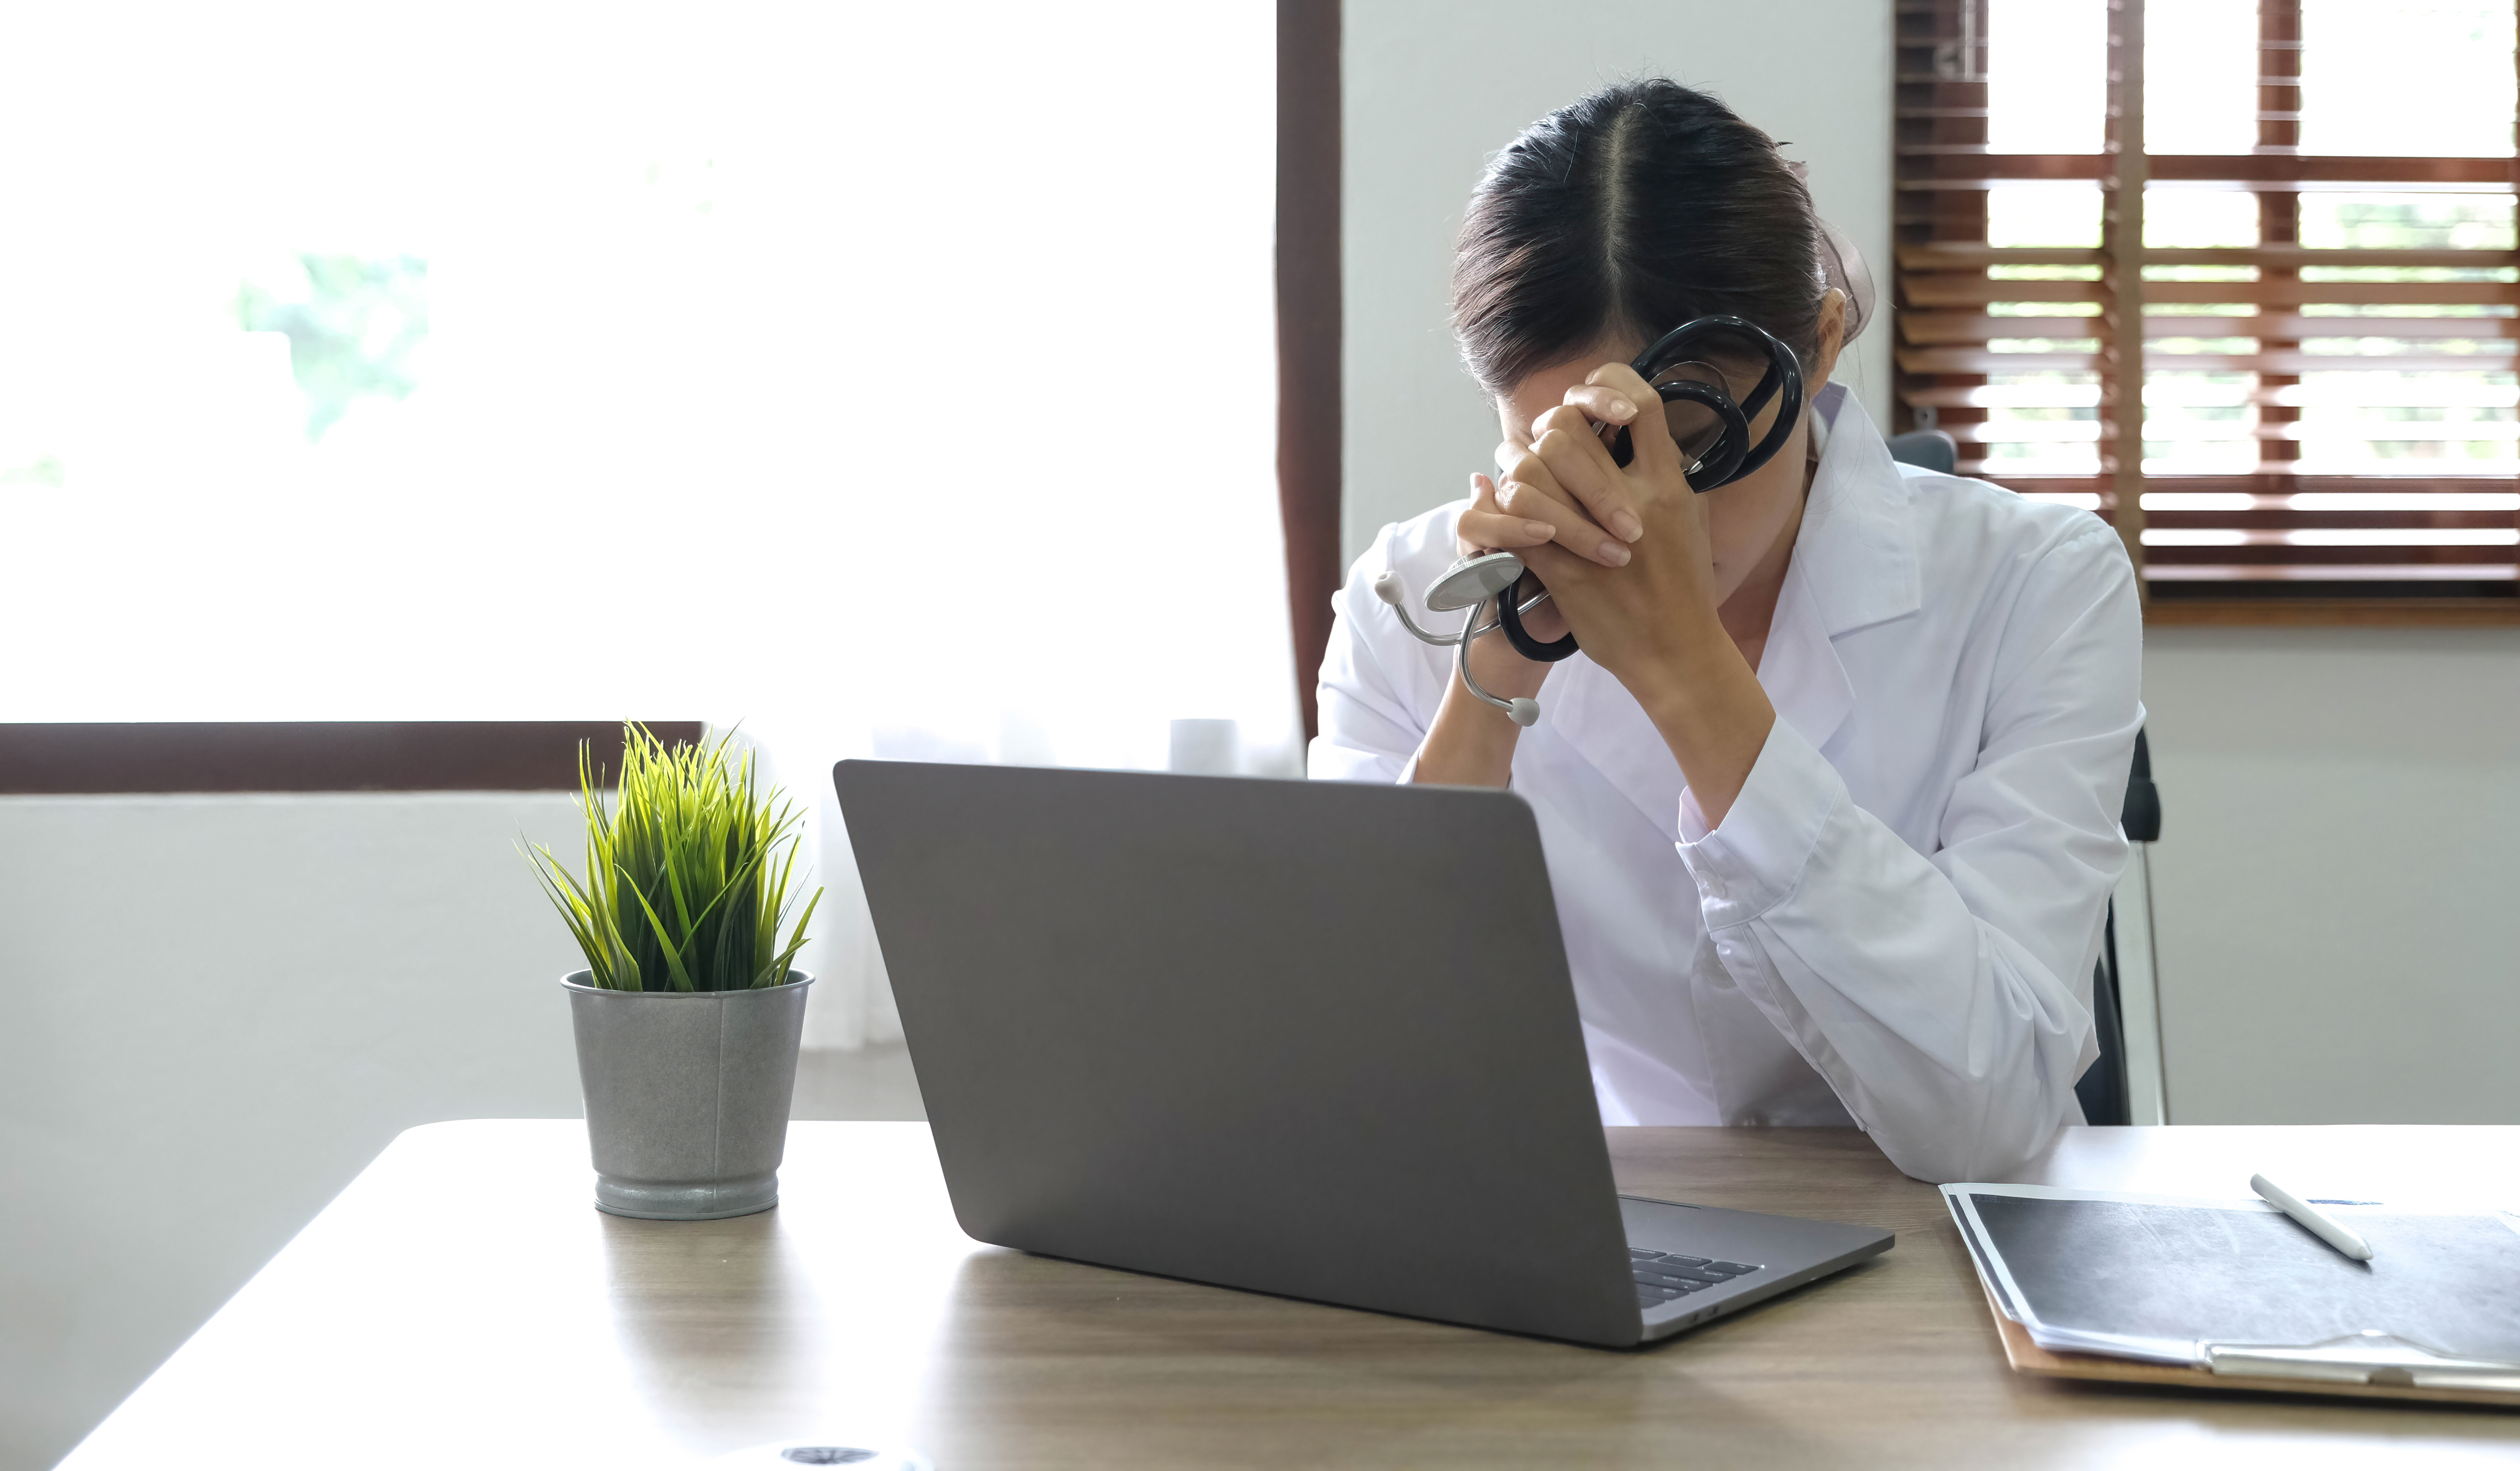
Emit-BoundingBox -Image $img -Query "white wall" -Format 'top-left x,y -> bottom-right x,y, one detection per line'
2140,628 -> 2520,1125
1341,0 -> 1895,567
0,794 -> 590,1471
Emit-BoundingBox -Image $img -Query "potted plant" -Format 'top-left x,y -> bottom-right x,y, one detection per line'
528,723 -> 821,1219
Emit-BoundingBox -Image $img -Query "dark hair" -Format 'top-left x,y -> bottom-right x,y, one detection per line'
1452,79 -> 1824,396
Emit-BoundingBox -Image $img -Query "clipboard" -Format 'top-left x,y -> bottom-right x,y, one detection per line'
1974,1277 -> 2520,1408
1946,1183 -> 2520,1409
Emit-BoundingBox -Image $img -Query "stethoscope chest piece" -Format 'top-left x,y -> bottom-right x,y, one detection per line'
1424,551 -> 1525,612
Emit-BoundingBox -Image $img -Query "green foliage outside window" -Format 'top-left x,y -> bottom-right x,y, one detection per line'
237,254 -> 429,441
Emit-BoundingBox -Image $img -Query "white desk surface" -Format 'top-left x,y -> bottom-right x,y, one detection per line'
58,1120 -> 2520,1469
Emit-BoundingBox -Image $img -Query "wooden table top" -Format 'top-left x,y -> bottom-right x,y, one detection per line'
60,1121 -> 2520,1469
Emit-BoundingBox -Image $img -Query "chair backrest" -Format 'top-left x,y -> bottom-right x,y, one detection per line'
1884,428 -> 1958,475
2077,912 -> 2133,1127
2121,728 -> 2159,842
2074,729 -> 2158,1127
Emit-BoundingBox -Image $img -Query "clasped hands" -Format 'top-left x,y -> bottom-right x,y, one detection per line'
1451,361 -> 1731,708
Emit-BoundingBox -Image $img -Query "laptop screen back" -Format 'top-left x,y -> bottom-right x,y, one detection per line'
834,760 -> 1638,1345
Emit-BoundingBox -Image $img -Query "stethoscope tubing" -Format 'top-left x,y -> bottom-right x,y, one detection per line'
1454,593 -> 1520,716
1497,573 -> 1579,663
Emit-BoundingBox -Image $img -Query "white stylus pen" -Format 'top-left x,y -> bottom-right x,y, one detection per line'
2251,1173 -> 2375,1261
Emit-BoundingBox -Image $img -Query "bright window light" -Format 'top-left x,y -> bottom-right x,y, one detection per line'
1988,0 -> 2106,154
2286,528 -> 2520,547
2144,527 -> 2520,547
2291,492 -> 2520,511
0,2 -> 1292,772
2144,0 -> 2258,155
2141,529 -> 2252,548
2141,493 -> 2258,512
2302,0 -> 2518,156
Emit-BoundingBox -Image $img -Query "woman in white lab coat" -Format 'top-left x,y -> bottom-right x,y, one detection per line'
1310,79 -> 2144,1183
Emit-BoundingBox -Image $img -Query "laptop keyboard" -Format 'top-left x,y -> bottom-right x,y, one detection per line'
1630,1248 -> 1760,1309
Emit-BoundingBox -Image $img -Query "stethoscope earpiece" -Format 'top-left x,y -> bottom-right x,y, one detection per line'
1381,315 -> 1808,721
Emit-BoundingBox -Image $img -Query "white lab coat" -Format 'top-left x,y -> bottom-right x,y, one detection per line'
1309,388 -> 2144,1183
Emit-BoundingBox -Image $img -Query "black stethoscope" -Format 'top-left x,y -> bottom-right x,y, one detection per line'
1371,315 -> 1806,727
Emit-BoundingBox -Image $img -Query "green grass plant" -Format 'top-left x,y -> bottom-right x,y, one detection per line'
527,723 -> 820,991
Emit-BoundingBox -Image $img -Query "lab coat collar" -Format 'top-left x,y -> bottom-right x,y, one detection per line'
1796,386 -> 1922,639
1537,385 -> 1913,833
1757,534 -> 1858,760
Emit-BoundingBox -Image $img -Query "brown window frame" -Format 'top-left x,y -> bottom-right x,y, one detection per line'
0,722 -> 706,795
1278,0 -> 1344,741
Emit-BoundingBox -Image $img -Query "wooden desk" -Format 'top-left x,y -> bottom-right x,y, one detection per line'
60,1122 -> 2520,1469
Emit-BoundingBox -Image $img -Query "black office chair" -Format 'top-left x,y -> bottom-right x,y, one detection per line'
1884,428 -> 1958,475
2075,730 -> 2159,1127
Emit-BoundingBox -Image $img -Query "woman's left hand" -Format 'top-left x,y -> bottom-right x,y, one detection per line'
1505,360 -> 1779,826
1503,362 -> 1727,688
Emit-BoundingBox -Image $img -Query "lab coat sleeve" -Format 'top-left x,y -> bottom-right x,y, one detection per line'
1308,527 -> 1450,784
1677,520 -> 2142,1183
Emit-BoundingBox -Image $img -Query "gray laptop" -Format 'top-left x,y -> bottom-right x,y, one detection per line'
834,759 -> 1892,1348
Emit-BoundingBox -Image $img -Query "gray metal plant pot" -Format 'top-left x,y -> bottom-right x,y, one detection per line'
563,970 -> 813,1220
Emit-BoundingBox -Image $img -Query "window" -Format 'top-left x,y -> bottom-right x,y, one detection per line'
0,5 -> 1296,768
1894,0 -> 2520,615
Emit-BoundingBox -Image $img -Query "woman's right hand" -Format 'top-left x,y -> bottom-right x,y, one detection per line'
1449,472 -> 1577,703
1411,437 -> 1631,785
1408,474 -> 1558,787
1447,379 -> 1651,694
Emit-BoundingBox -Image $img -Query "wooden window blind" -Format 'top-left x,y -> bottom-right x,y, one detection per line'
1894,0 -> 2520,622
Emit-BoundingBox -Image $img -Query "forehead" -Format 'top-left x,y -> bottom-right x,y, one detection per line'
1497,342 -> 1641,426
1500,360 -> 1600,415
